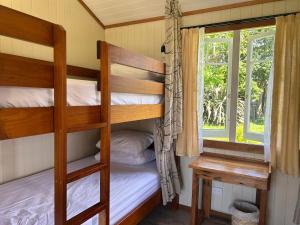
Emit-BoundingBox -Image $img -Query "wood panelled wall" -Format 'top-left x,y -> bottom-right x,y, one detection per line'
106,20 -> 165,61
0,0 -> 104,183
105,1 -> 300,225
106,0 -> 300,60
0,0 -> 104,68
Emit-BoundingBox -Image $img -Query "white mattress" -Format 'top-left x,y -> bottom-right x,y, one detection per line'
0,79 -> 162,108
0,157 -> 160,225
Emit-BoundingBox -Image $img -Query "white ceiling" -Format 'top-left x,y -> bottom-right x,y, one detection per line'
83,0 -> 250,26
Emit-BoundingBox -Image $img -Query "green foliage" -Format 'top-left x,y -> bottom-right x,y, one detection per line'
205,123 -> 262,144
236,123 -> 262,144
203,65 -> 227,126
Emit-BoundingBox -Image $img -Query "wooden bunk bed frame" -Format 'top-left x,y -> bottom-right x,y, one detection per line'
0,5 -> 165,225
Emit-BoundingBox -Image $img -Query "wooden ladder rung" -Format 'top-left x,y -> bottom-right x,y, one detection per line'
66,202 -> 106,225
67,163 -> 107,183
67,122 -> 107,133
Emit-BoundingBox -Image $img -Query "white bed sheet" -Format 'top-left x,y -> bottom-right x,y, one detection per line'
0,157 -> 160,225
0,79 -> 162,108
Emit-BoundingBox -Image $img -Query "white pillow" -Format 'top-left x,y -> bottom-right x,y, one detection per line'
94,151 -> 101,161
96,130 -> 153,155
94,149 -> 155,165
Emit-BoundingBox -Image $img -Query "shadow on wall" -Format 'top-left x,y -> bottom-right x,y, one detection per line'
112,119 -> 156,133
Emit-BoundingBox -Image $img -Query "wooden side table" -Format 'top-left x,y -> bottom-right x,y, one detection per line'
189,153 -> 271,225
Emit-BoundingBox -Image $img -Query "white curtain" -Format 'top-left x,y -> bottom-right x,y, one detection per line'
271,13 -> 300,176
197,28 -> 205,153
263,64 -> 274,162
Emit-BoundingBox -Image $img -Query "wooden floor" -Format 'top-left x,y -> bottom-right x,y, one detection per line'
139,205 -> 230,225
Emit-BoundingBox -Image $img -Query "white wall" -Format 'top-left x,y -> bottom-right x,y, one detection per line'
0,0 -> 105,183
106,20 -> 165,61
105,1 -> 300,224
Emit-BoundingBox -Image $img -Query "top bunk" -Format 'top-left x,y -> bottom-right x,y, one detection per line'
0,5 -> 165,140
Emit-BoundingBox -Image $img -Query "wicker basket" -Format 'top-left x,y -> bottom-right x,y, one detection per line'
230,201 -> 259,225
232,216 -> 258,225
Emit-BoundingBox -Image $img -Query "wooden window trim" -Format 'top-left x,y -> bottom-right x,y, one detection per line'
203,139 -> 264,155
205,18 -> 275,34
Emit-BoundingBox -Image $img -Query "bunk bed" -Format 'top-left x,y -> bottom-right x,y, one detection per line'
0,5 -> 165,225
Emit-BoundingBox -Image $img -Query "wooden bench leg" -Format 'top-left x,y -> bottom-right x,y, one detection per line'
256,189 -> 268,225
202,179 -> 212,219
191,171 -> 199,225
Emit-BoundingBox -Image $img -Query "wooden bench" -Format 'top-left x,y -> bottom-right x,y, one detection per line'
189,152 -> 271,225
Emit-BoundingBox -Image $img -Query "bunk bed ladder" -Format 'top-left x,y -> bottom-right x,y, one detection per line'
54,36 -> 111,224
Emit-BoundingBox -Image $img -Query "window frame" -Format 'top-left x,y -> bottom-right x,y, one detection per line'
243,31 -> 275,143
201,27 -> 275,145
202,37 -> 233,139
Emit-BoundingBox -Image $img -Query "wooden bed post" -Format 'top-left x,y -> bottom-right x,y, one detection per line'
99,41 -> 111,225
53,24 -> 67,225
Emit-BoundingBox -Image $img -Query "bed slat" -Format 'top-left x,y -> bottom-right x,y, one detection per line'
111,104 -> 163,123
97,41 -> 165,75
67,105 -> 163,126
67,106 -> 102,128
0,107 -> 53,140
0,105 -> 163,140
67,162 -> 107,183
111,75 -> 164,95
67,122 -> 107,133
67,65 -> 98,80
0,53 -> 54,88
0,5 -> 54,46
66,202 -> 106,225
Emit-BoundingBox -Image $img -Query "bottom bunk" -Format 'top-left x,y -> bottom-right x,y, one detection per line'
0,156 -> 161,225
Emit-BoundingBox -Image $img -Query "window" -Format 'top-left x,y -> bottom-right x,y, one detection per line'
244,31 -> 275,143
203,35 -> 233,140
200,26 -> 275,144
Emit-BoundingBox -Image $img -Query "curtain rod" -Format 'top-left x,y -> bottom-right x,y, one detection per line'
161,11 -> 298,53
180,11 -> 299,30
